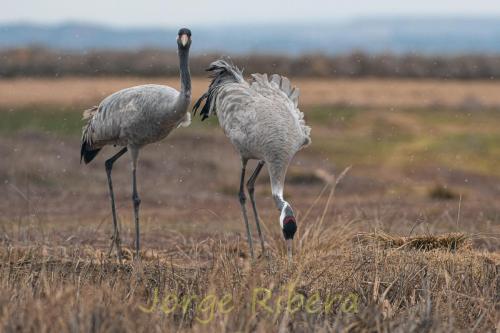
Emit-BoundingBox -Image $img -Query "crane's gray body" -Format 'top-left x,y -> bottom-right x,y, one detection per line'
193,59 -> 310,258
196,61 -> 311,196
82,84 -> 191,150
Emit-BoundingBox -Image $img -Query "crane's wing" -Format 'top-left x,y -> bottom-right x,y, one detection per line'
82,85 -> 181,150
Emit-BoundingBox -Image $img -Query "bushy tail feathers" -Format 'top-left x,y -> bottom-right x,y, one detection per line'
192,59 -> 245,121
252,73 -> 311,147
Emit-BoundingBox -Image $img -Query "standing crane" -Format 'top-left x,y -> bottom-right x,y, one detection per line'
193,59 -> 311,259
80,28 -> 193,261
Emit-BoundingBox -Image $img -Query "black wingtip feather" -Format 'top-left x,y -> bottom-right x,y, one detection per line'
192,91 -> 212,121
192,92 -> 208,118
80,141 -> 101,164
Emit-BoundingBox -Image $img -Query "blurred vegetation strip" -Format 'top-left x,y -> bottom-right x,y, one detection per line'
0,106 -> 82,135
0,104 -> 224,137
2,47 -> 500,79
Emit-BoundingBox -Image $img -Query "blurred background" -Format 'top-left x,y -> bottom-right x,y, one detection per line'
1,0 -> 499,250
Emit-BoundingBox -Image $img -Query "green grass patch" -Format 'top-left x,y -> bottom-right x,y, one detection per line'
307,105 -> 500,176
0,106 -> 220,137
424,133 -> 500,175
0,106 -> 83,136
306,106 -> 361,127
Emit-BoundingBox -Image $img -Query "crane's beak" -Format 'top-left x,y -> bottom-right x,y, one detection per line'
180,34 -> 189,47
286,239 -> 293,262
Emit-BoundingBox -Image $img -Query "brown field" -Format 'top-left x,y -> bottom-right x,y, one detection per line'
1,77 -> 500,109
0,77 -> 499,332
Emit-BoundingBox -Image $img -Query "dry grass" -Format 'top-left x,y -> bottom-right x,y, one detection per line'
359,232 -> 472,251
0,223 -> 497,332
1,77 -> 500,109
0,177 -> 498,332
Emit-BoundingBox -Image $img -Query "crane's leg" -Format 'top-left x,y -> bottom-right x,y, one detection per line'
105,147 -> 128,263
246,161 -> 266,255
130,147 -> 141,260
238,159 -> 254,259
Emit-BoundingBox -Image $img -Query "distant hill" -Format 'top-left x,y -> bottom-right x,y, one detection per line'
1,18 -> 500,54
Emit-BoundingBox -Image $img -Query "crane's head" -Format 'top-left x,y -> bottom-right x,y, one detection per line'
177,28 -> 192,49
280,202 -> 297,259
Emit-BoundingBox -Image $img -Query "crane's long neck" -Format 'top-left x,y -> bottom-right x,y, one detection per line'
178,47 -> 191,103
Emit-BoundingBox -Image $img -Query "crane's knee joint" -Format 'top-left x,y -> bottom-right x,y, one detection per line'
105,160 -> 114,172
132,194 -> 141,207
238,190 -> 246,204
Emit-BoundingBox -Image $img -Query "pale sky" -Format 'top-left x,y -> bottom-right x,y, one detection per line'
2,0 -> 500,27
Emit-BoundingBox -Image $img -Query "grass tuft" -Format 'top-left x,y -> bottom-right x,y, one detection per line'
360,231 -> 472,251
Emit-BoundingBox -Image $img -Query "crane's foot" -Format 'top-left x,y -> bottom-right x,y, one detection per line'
258,248 -> 269,260
107,235 -> 114,257
107,232 -> 123,264
249,248 -> 255,261
134,248 -> 141,261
